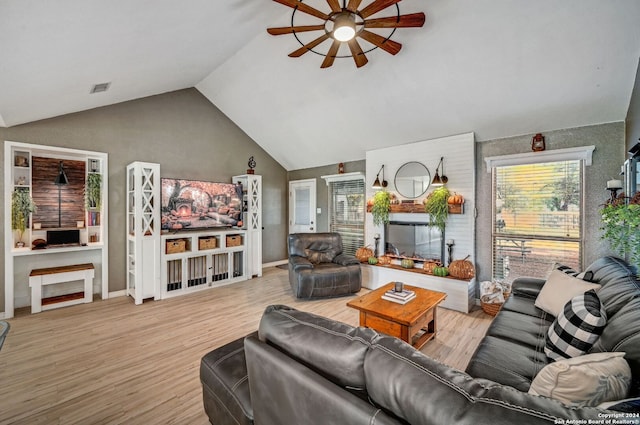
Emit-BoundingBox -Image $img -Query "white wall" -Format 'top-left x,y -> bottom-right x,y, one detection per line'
365,133 -> 476,266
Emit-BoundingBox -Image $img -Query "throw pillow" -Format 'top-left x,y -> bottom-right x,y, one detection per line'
534,269 -> 601,316
553,263 -> 594,282
529,352 -> 631,407
545,290 -> 607,361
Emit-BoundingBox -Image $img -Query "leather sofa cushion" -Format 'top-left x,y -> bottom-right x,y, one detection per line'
258,305 -> 378,390
365,335 -> 604,425
289,233 -> 343,259
500,295 -> 548,318
466,297 -> 553,391
244,336 -> 402,425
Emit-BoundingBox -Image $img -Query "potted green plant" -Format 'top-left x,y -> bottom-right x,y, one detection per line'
600,194 -> 640,269
424,186 -> 450,233
371,190 -> 391,226
11,187 -> 37,247
85,173 -> 102,209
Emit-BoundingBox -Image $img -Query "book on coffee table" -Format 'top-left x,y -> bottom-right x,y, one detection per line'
384,289 -> 415,300
382,289 -> 416,304
381,293 -> 416,304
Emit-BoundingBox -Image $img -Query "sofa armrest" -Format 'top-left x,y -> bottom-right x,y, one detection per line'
511,277 -> 546,299
290,255 -> 313,270
333,254 -> 360,266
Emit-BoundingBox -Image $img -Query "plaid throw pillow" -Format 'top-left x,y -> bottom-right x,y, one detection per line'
554,263 -> 594,282
545,289 -> 607,362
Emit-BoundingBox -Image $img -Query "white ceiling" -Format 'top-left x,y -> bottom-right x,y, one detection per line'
2,0 -> 640,170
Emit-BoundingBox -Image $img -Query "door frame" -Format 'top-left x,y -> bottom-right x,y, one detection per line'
289,178 -> 317,234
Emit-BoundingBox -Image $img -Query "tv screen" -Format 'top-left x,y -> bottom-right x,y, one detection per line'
161,178 -> 243,232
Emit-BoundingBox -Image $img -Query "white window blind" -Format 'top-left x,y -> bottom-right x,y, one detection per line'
493,160 -> 583,282
328,178 -> 365,256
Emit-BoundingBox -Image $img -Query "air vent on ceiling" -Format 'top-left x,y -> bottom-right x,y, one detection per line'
90,82 -> 111,94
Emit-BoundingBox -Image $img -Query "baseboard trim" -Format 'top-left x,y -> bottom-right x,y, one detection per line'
109,290 -> 126,298
263,259 -> 287,268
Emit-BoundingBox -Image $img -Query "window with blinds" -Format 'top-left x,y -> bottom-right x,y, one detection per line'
328,178 -> 365,256
493,160 -> 582,282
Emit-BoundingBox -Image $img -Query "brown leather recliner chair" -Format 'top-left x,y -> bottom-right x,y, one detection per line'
288,232 -> 361,299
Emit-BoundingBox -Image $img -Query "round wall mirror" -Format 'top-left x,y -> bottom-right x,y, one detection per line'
394,161 -> 431,199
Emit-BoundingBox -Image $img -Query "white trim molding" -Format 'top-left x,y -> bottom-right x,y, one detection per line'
484,145 -> 596,172
320,171 -> 365,185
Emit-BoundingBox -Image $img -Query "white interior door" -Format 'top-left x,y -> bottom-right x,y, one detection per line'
289,179 -> 316,234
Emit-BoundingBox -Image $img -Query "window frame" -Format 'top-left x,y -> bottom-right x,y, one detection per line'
487,147 -> 594,280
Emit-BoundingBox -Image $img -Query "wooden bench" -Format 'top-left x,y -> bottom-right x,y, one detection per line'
29,263 -> 95,314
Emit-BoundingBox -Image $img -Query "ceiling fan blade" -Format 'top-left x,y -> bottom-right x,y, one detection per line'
364,12 -> 425,28
359,30 -> 402,55
347,38 -> 369,67
267,24 -> 326,35
273,0 -> 329,20
360,0 -> 401,19
346,0 -> 363,12
289,33 -> 331,57
326,0 -> 342,12
321,40 -> 341,68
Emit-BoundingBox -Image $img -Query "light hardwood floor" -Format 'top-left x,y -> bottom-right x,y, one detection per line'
0,267 -> 493,425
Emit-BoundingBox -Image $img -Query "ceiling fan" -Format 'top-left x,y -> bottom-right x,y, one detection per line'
267,0 -> 426,68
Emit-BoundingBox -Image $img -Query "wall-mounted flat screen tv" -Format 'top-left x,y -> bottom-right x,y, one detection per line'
161,178 -> 243,232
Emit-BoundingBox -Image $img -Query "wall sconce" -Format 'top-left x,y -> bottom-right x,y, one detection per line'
606,178 -> 623,202
431,157 -> 448,186
372,165 -> 388,190
54,161 -> 69,227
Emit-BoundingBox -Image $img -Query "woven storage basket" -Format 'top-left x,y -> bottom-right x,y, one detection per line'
166,239 -> 187,254
481,291 -> 510,316
226,235 -> 243,247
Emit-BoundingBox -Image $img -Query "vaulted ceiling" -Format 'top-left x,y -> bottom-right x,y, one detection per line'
1,1 -> 640,170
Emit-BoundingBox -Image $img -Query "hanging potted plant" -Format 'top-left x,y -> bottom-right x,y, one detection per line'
600,192 -> 640,269
85,173 -> 102,210
371,190 -> 391,226
424,186 -> 450,233
11,187 -> 37,248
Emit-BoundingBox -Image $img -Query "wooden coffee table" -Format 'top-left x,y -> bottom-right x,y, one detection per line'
347,283 -> 447,349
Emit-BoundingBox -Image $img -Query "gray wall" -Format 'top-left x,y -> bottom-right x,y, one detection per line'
1,89 -> 288,310
475,122 -> 625,282
626,58 -> 640,153
287,160 -> 365,233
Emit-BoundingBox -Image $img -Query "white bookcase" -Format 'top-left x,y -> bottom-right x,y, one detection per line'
4,141 -> 108,318
160,229 -> 247,299
233,174 -> 262,277
126,162 -> 161,304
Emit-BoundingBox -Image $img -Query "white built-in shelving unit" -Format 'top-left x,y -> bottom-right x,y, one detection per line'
4,141 -> 108,318
233,174 -> 262,277
125,162 -> 256,304
126,162 -> 161,304
160,229 -> 247,299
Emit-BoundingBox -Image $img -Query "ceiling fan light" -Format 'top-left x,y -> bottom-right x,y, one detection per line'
333,13 -> 356,42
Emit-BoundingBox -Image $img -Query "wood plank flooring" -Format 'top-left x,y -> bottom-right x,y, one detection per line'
0,267 -> 493,425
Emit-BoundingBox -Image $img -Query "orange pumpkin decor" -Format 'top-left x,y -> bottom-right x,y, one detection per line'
377,255 -> 392,265
355,246 -> 374,262
423,261 -> 441,274
448,255 -> 475,279
447,192 -> 464,205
